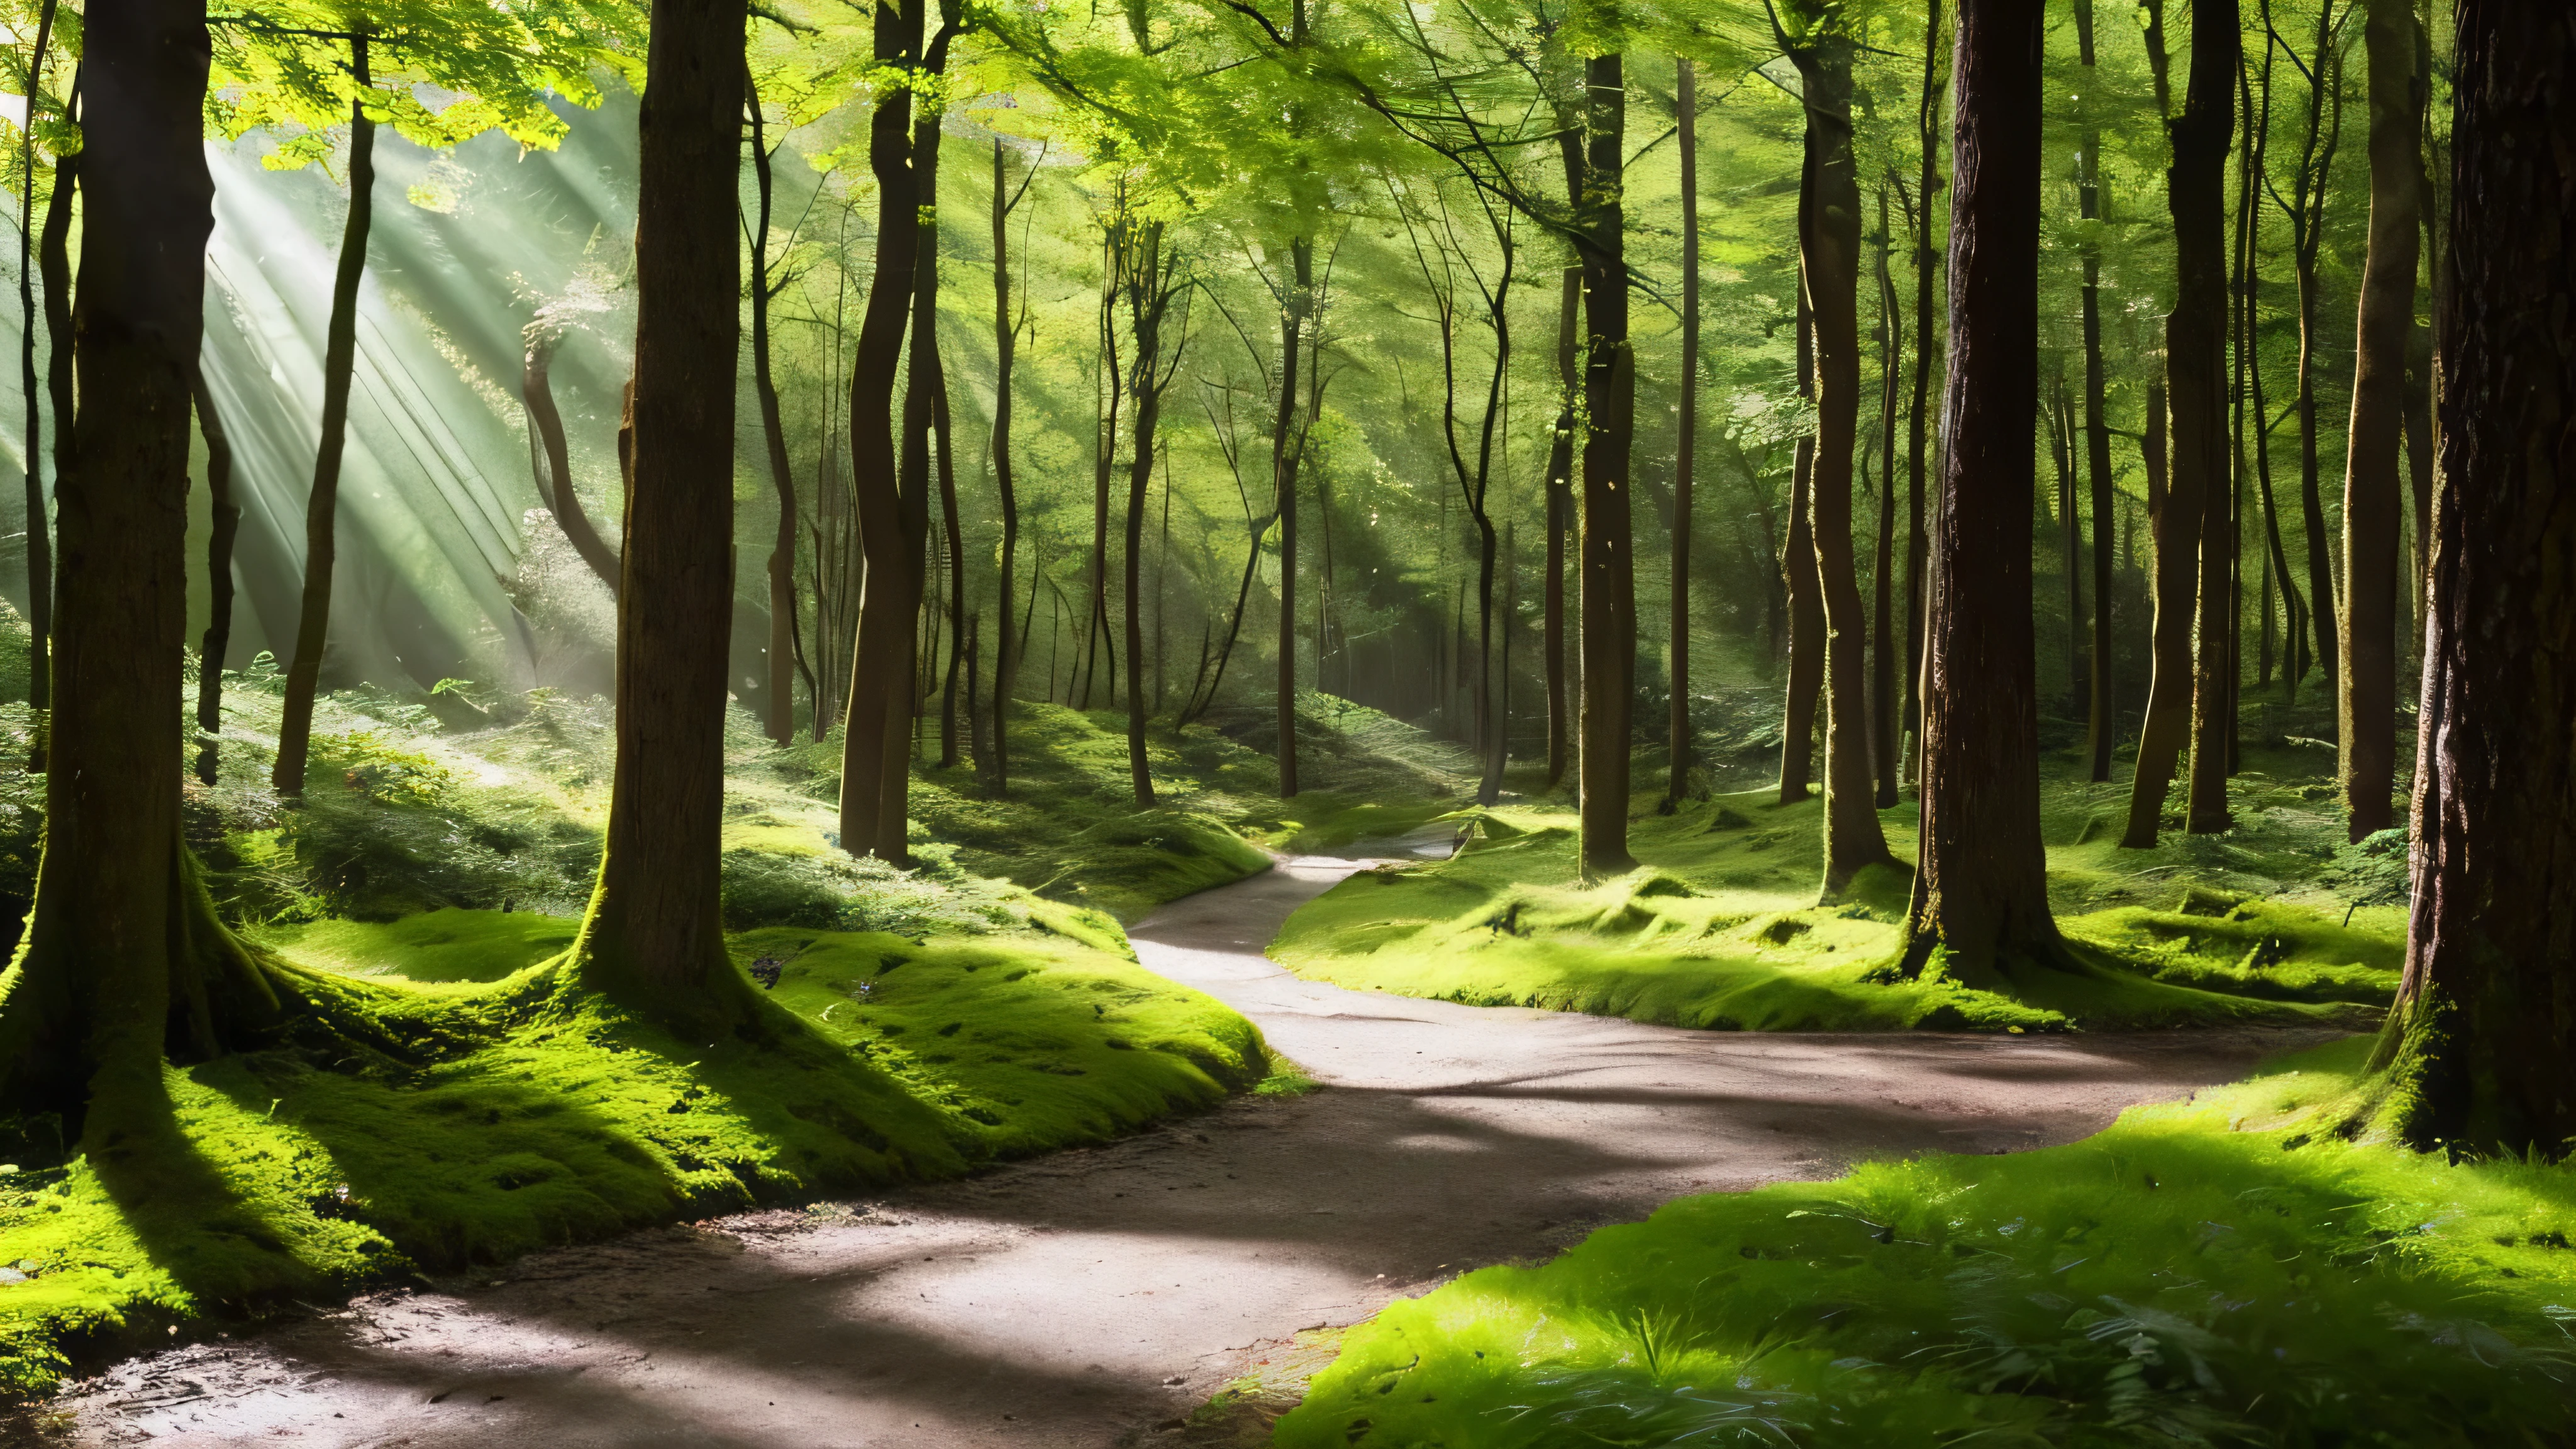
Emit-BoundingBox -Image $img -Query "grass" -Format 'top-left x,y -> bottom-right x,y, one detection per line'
1275,1035 -> 2576,1448
1270,743 -> 2405,1033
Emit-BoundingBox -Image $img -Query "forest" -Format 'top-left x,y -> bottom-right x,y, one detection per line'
0,0 -> 2567,1442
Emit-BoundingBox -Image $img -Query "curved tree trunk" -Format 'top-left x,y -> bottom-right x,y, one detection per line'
1900,0 -> 2059,978
1574,52 -> 1637,880
568,0 -> 752,1026
274,40 -> 376,797
192,369 -> 238,787
2177,0 -> 2243,837
521,333 -> 623,596
2377,0 -> 2576,1160
0,0 -> 289,1138
2337,0 -> 2423,841
1785,21 -> 1895,896
1778,280 -> 1823,804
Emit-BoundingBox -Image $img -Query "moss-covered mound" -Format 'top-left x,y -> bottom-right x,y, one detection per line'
0,899 -> 1269,1398
1270,777 -> 2402,1032
1277,1037 -> 2576,1448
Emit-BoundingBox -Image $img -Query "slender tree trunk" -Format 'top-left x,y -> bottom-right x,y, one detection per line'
2337,0 -> 2422,840
1900,0 -> 2060,977
2177,0 -> 2241,836
1272,237 -> 1311,797
747,65 -> 799,747
1904,0 -> 1946,789
1665,57 -> 1697,813
989,139 -> 1025,793
1575,52 -> 1637,879
569,0 -> 750,1023
1543,265 -> 1577,789
2077,0 -> 2118,781
192,370 -> 238,787
2285,1 -> 2346,691
36,125 -> 74,765
1121,222 -> 1177,807
15,0 -> 56,735
936,370 -> 965,769
1779,280 -> 1823,804
0,0 -> 289,1133
838,0 -> 924,858
1084,238 -> 1120,711
2377,1 -> 2576,1159
1872,186 -> 1901,808
522,335 -> 622,594
273,38 -> 375,797
2051,379 -> 2080,709
1787,25 -> 1895,895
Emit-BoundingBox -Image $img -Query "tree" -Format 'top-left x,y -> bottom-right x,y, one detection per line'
1896,0 -> 2058,978
2263,0 -> 2348,691
0,0 -> 287,1140
192,370 -> 241,787
1545,265 -> 1577,789
1118,217 -> 1187,806
1777,277 -> 1823,804
13,0 -> 62,762
1665,55 -> 1698,814
2372,0 -> 2576,1161
1273,235 -> 1313,797
1901,0 -> 1948,788
564,0 -> 751,1023
2074,0 -> 2118,784
747,60 -> 802,747
986,138 -> 1036,794
1572,48 -> 1638,879
2336,0 -> 2423,841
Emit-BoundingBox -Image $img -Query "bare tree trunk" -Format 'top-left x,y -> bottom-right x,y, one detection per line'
273,38 -> 375,797
1904,0 -> 1946,788
522,336 -> 622,595
1872,187 -> 1901,808
1543,265 -> 1577,789
192,370 -> 238,787
2377,1 -> 2576,1159
1665,57 -> 1697,813
1899,0 -> 2061,977
2077,0 -> 2116,781
1575,52 -> 1638,879
1121,221 -> 1180,806
747,65 -> 798,746
1779,280 -> 1823,804
1273,236 -> 1311,797
2337,0 -> 2423,840
2177,0 -> 2241,836
1082,235 -> 1121,712
33,120 -> 74,769
14,0 -> 57,736
988,140 -> 1030,793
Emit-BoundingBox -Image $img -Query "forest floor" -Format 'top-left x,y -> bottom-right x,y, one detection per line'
3,841 -> 2309,1448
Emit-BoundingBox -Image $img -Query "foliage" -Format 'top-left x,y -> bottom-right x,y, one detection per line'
1277,1036 -> 2576,1449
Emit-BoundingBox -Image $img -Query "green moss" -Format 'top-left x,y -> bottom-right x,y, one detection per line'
1277,1038 -> 2576,1449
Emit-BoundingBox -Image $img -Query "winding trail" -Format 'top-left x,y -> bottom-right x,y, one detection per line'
22,849 -> 2322,1448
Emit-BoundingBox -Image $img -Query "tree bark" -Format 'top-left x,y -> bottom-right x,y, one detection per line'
192,369 -> 238,787
522,333 -> 623,595
568,0 -> 750,1024
1575,52 -> 1636,879
936,351 -> 966,770
1664,56 -> 1697,813
1904,0 -> 1946,789
272,39 -> 375,797
15,0 -> 57,736
1272,236 -> 1311,797
1778,279 -> 1823,804
2077,0 -> 2117,782
2377,0 -> 2576,1160
2280,0 -> 2346,690
747,64 -> 799,747
1543,265 -> 1577,789
1899,0 -> 2060,978
2337,0 -> 2423,841
837,0 -> 925,858
1121,221 -> 1179,807
988,139 -> 1028,793
1785,19 -> 1895,896
2177,0 -> 2241,836
0,0 -> 288,1135
36,125 -> 74,750
1872,186 -> 1901,809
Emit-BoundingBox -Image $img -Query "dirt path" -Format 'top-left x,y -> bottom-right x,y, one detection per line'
16,851 -> 2326,1448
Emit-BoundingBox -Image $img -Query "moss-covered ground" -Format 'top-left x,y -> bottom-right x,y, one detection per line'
1275,1036 -> 2576,1448
1273,741 -> 2406,1032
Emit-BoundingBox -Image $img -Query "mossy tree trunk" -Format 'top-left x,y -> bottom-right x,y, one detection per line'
1785,14 -> 1896,897
0,0 -> 288,1140
566,0 -> 750,1025
2177,0 -> 2241,837
2375,0 -> 2576,1160
2336,0 -> 2423,842
1574,52 -> 1638,880
1897,0 -> 2061,979
192,369 -> 238,787
274,38 -> 376,798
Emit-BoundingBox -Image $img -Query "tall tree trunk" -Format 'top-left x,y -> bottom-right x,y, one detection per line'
1272,236 -> 1311,797
988,139 -> 1028,793
1786,20 -> 1895,896
521,334 -> 622,594
15,0 -> 56,736
2051,379 -> 2080,709
0,0 -> 288,1135
1543,265 -> 1577,789
569,0 -> 750,1024
2177,0 -> 2241,836
272,39 -> 375,797
2280,0 -> 2346,690
1904,0 -> 1946,789
2337,0 -> 2422,840
1121,221 -> 1177,807
936,362 -> 965,770
1082,240 -> 1120,710
36,119 -> 74,762
192,370 -> 238,787
1872,186 -> 1901,808
837,0 -> 924,858
1899,0 -> 2060,976
747,65 -> 799,747
2077,0 -> 2117,782
1778,279 -> 1823,804
2375,1 -> 2576,1160
1575,52 -> 1637,879
1664,56 -> 1697,813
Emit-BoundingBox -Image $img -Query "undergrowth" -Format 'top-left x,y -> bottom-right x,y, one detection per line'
1277,1036 -> 2576,1448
